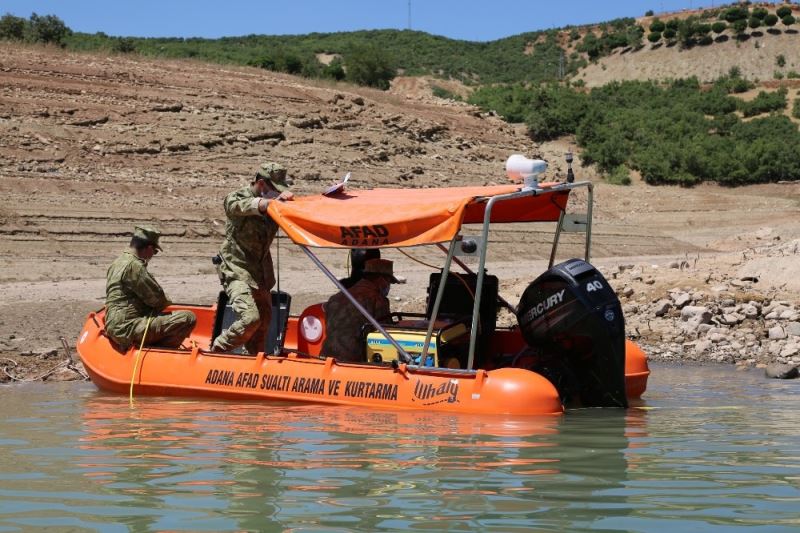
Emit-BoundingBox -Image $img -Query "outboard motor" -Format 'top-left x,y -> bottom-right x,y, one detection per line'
516,258 -> 627,408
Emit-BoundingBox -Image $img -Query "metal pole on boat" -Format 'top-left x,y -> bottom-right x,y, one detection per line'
421,236 -> 458,363
585,183 -> 594,263
300,245 -> 413,364
467,194 -> 501,370
549,210 -> 565,269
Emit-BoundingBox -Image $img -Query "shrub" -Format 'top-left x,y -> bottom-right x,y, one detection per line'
723,6 -> 749,22
777,54 -> 786,67
650,19 -> 666,32
774,70 -> 784,79
748,17 -> 762,29
645,10 -> 654,17
776,5 -> 792,19
738,88 -> 788,117
764,14 -> 779,26
113,37 -> 136,54
648,31 -> 662,43
345,44 -> 396,90
666,19 -> 680,30
322,58 -> 345,81
25,13 -> 70,46
0,13 -> 26,40
787,70 -> 800,79
431,84 -> 461,101
712,21 -> 727,33
793,98 -> 800,119
663,28 -> 677,39
732,19 -> 749,34
752,7 -> 769,20
606,165 -> 632,185
782,14 -> 796,27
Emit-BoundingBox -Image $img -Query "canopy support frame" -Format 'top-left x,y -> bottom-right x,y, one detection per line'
466,181 -> 594,369
420,236 -> 459,363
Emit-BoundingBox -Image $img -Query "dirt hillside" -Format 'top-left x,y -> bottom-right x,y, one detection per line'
0,44 -> 798,381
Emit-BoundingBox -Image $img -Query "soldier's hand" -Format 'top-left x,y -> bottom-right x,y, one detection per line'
278,191 -> 294,202
257,198 -> 268,213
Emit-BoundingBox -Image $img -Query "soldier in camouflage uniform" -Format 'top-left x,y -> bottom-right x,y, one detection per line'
105,226 -> 196,351
321,258 -> 399,362
211,162 -> 294,354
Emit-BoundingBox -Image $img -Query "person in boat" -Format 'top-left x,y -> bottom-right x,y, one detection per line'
211,162 -> 294,354
104,226 -> 197,351
339,249 -> 381,289
321,258 -> 399,362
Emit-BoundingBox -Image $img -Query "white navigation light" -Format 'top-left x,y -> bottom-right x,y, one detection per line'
505,154 -> 547,189
300,315 -> 323,343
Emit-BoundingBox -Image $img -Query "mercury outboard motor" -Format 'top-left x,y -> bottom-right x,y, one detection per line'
516,258 -> 627,408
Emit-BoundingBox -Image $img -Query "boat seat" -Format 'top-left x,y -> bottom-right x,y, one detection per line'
425,271 -> 498,368
210,290 -> 292,355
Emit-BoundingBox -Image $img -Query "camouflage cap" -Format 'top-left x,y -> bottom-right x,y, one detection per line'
133,226 -> 162,251
363,258 -> 399,283
255,161 -> 290,192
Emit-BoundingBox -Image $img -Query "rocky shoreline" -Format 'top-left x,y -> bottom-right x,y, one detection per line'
609,237 -> 800,379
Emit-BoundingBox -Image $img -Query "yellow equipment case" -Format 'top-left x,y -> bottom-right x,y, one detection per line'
366,317 -> 469,368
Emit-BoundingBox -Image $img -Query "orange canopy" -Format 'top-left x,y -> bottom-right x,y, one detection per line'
268,184 -> 569,248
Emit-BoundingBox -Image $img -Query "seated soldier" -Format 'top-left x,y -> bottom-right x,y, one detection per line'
104,226 -> 196,351
321,258 -> 399,362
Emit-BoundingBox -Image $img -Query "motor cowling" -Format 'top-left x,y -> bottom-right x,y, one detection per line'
516,258 -> 627,408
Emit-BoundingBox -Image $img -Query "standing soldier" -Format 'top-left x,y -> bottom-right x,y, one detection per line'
321,258 -> 399,362
105,226 -> 196,351
212,162 -> 294,354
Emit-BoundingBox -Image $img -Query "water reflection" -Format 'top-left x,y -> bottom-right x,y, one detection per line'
72,395 -> 641,531
2,366 -> 798,531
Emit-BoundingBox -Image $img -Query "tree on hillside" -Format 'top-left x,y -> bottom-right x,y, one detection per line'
648,31 -> 662,43
776,6 -> 792,19
345,44 -> 396,90
712,21 -> 727,33
732,19 -> 749,38
0,13 -> 26,40
723,6 -> 749,23
764,14 -> 779,27
649,19 -> 666,32
782,14 -> 796,28
749,17 -> 762,30
751,7 -> 769,20
25,13 -> 70,46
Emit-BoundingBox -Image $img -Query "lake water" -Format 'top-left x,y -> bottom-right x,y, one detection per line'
1,364 -> 799,532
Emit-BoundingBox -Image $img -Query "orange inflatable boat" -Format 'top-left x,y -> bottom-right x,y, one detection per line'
78,174 -> 650,416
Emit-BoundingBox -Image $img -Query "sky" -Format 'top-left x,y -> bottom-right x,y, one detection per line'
1,1 -> 793,42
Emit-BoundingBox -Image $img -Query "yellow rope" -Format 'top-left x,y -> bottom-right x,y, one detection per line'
129,316 -> 154,407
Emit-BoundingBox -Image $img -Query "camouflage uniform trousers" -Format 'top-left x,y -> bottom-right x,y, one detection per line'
112,311 -> 196,351
212,280 -> 271,355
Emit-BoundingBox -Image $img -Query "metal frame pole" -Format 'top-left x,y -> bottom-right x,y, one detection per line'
585,183 -> 594,263
300,246 -> 412,363
549,210 -> 565,269
420,236 -> 458,363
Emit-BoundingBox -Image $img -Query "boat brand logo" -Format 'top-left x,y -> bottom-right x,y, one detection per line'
520,289 -> 566,324
413,379 -> 459,405
340,225 -> 390,246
